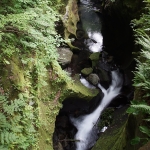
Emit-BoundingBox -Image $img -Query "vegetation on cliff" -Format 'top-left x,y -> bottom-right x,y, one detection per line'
0,0 -> 99,149
1,0 -> 150,149
0,0 -> 66,149
126,0 -> 150,147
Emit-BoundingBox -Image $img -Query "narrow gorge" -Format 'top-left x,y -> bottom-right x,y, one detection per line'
53,0 -> 138,150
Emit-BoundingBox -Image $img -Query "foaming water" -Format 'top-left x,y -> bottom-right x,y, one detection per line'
86,31 -> 103,52
79,0 -> 103,52
70,70 -> 123,150
80,0 -> 92,5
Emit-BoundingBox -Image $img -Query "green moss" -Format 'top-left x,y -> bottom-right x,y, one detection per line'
92,105 -> 145,150
62,0 -> 80,49
92,117 -> 127,150
89,52 -> 100,61
67,76 -> 99,99
10,58 -> 26,92
35,60 -> 98,149
81,67 -> 93,76
92,106 -> 129,150
37,101 -> 61,150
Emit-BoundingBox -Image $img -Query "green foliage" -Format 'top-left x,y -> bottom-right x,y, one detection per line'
130,104 -> 150,114
131,0 -> 150,94
130,126 -> 150,145
98,108 -> 114,129
128,0 -> 150,146
0,93 -> 37,149
127,102 -> 150,145
126,100 -> 150,115
0,0 -> 69,149
131,137 -> 141,145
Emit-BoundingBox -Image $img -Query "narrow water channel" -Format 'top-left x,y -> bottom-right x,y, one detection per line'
53,0 -> 135,149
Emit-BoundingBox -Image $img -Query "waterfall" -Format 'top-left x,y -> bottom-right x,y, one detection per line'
79,0 -> 103,52
70,70 -> 123,150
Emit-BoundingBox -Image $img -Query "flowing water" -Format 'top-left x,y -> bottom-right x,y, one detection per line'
70,70 -> 123,150
69,1 -> 125,149
79,0 -> 103,52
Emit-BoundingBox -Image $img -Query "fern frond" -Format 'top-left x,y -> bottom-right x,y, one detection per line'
131,104 -> 150,114
143,118 -> 150,122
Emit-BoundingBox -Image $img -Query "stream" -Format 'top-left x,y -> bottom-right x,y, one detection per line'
78,0 -> 103,52
53,0 -> 135,150
70,70 -> 123,150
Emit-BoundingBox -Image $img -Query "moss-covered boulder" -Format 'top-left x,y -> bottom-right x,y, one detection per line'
81,67 -> 93,76
89,52 -> 100,61
89,52 -> 100,67
87,74 -> 100,85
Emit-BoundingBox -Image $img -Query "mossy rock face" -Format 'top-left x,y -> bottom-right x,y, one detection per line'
68,74 -> 99,99
36,61 -> 98,149
81,67 -> 93,76
62,0 -> 80,49
92,106 -> 144,150
92,106 -> 128,150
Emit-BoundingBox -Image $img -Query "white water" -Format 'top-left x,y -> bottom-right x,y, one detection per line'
80,0 -> 91,5
70,70 -> 123,150
86,31 -> 103,52
79,0 -> 103,53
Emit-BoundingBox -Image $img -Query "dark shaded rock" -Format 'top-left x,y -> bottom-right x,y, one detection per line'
76,29 -> 85,39
139,141 -> 150,150
98,51 -> 117,71
56,116 -> 69,128
60,97 -> 89,115
96,67 -> 111,88
69,51 -> 92,75
88,92 -> 104,114
108,94 -> 128,108
98,60 -> 111,71
54,141 -> 64,150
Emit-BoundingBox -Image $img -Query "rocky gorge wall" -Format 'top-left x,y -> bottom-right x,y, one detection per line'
52,0 -> 146,150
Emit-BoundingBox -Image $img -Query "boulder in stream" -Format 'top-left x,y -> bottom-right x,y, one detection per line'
81,67 -> 93,76
87,73 -> 100,85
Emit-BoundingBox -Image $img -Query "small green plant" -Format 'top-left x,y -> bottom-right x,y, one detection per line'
127,0 -> 150,146
98,108 -> 114,130
127,102 -> 150,145
0,93 -> 38,149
